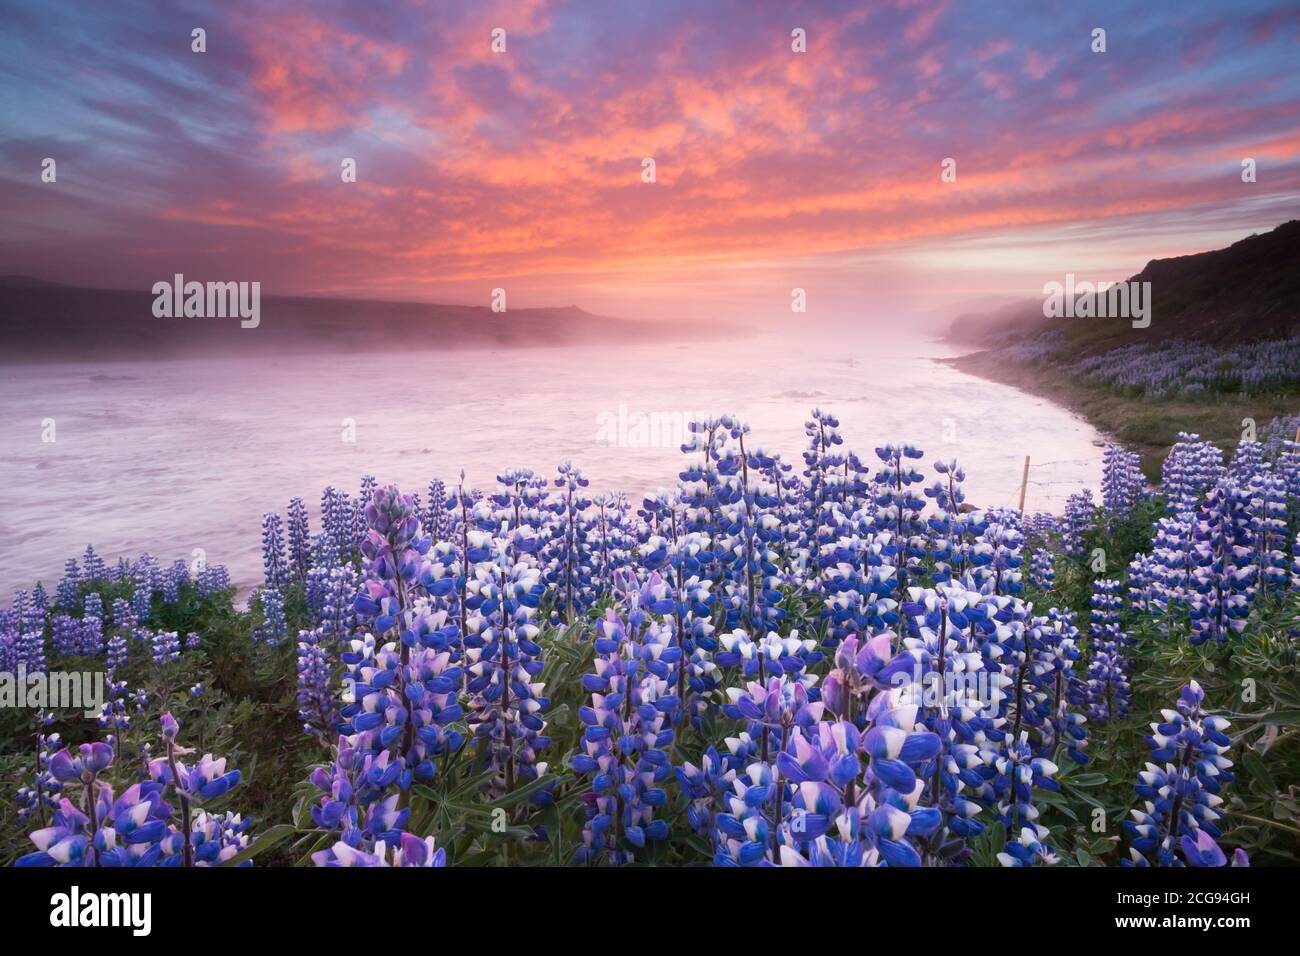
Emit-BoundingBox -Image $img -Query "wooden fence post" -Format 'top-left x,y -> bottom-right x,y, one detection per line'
1018,455 -> 1031,514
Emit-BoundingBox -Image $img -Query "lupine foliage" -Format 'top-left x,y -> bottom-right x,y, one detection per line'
3,414 -> 1299,867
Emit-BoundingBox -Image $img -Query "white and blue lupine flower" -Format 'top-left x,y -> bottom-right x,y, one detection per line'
1124,681 -> 1237,866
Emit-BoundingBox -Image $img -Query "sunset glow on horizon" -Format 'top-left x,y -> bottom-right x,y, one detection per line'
2,0 -> 1298,325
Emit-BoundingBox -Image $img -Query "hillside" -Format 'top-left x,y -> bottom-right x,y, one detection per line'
0,281 -> 731,362
945,220 -> 1300,357
943,220 -> 1300,476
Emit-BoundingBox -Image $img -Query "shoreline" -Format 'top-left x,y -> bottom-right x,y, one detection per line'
943,348 -> 1299,480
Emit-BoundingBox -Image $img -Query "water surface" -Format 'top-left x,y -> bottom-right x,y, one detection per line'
0,333 -> 1105,598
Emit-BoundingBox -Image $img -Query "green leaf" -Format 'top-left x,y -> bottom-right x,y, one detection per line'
294,831 -> 337,867
1062,773 -> 1108,788
1260,710 -> 1300,726
1241,748 -> 1276,794
221,824 -> 297,867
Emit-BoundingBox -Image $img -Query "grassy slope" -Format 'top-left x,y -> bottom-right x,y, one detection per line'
946,350 -> 1300,480
943,221 -> 1300,479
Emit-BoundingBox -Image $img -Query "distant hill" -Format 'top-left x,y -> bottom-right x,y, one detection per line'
0,281 -> 732,361
944,219 -> 1300,358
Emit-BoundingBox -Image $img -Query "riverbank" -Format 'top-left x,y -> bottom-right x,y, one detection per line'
944,349 -> 1299,480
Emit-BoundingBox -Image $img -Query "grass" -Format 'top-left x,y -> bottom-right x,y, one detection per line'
946,350 -> 1299,481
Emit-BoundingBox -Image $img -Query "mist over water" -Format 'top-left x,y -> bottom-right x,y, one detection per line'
0,333 -> 1106,600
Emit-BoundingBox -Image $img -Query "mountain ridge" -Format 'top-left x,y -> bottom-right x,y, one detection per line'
944,219 -> 1300,356
0,281 -> 735,361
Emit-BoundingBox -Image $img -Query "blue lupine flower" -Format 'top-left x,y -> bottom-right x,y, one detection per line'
675,746 -> 735,837
1187,484 -> 1255,645
1180,830 -> 1249,868
151,630 -> 181,666
1029,547 -> 1055,593
925,458 -> 978,583
1227,438 -> 1266,483
820,631 -> 895,725
1025,608 -> 1088,765
1162,432 -> 1224,515
1125,681 -> 1236,867
196,564 -> 231,597
1061,489 -> 1096,559
258,587 -> 287,647
993,732 -> 1059,866
1101,445 -> 1145,525
313,832 -> 446,867
1245,472 -> 1289,596
287,496 -> 312,582
1085,579 -> 1130,724
543,460 -> 596,622
261,512 -> 289,589
572,577 -> 679,864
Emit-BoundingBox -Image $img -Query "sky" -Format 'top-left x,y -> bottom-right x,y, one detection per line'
1,0 -> 1298,327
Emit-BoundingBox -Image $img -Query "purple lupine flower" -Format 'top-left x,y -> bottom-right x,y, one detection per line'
261,512 -> 288,589
258,587 -> 287,647
150,630 -> 180,665
296,627 -> 339,739
572,582 -> 679,864
287,496 -> 312,582
1101,445 -> 1145,523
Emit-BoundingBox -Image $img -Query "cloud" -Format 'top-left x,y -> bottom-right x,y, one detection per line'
0,0 -> 1297,317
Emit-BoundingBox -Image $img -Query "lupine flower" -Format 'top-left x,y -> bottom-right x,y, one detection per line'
1125,681 -> 1236,867
130,584 -> 151,625
969,507 -> 1025,596
312,833 -> 446,867
196,564 -> 231,597
1187,484 -> 1254,645
1085,579 -> 1130,724
19,626 -> 48,675
151,630 -> 181,665
870,443 -> 928,595
925,458 -> 977,583
1061,489 -> 1096,559
1162,432 -> 1223,515
261,512 -> 289,588
572,579 -> 679,864
81,545 -> 108,581
820,631 -> 895,725
463,533 -> 551,802
51,614 -> 79,657
1180,830 -> 1249,868
1245,472 -> 1289,597
258,587 -> 287,647
106,634 -> 128,674
992,732 -> 1059,866
16,716 -> 62,827
297,627 -> 339,740
1101,445 -> 1145,524
675,747 -> 735,837
1227,438 -> 1266,483
1026,608 -> 1088,765
287,496 -> 312,582
1029,547 -> 1055,593
893,582 -> 1011,854
56,559 -> 80,611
